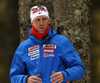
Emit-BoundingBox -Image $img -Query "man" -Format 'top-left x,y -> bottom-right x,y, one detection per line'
9,5 -> 85,83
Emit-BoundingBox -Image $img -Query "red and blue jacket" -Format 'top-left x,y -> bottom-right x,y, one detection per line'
9,26 -> 85,83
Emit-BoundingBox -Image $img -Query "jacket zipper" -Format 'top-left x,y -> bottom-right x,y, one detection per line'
40,43 -> 42,81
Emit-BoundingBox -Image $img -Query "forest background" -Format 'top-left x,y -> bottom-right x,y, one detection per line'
0,0 -> 100,83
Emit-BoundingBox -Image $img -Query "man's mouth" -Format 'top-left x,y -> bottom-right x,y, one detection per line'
39,27 -> 44,29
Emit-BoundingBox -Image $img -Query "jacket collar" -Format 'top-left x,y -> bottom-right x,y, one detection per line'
29,25 -> 57,43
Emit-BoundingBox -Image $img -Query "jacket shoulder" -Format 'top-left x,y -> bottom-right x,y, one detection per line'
17,38 -> 32,49
52,34 -> 74,51
52,34 -> 70,44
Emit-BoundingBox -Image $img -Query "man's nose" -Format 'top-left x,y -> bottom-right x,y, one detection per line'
40,20 -> 43,25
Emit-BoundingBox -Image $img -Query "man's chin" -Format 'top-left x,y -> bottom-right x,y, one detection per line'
39,31 -> 45,34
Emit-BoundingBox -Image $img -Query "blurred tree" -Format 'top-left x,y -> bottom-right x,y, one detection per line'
90,0 -> 100,83
5,0 -> 19,83
18,0 -> 91,83
0,0 -> 6,82
53,0 -> 91,83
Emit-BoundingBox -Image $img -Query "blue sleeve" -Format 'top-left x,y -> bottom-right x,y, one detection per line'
9,44 -> 29,83
60,38 -> 85,82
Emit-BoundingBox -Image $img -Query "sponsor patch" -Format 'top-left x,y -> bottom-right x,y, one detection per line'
28,45 -> 39,51
28,50 -> 39,56
31,54 -> 39,60
44,54 -> 55,57
43,44 -> 56,49
43,49 -> 54,53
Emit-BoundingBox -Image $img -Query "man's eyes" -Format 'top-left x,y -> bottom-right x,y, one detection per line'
35,18 -> 47,22
36,19 -> 40,21
42,18 -> 47,21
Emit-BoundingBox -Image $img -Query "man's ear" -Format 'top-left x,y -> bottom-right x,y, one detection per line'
31,22 -> 33,26
49,20 -> 50,24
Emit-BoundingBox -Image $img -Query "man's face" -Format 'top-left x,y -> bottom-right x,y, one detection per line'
32,15 -> 50,34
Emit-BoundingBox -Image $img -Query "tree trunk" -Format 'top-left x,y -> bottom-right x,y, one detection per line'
18,0 -> 91,83
53,0 -> 91,83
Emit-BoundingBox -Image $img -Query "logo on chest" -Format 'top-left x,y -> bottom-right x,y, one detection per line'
28,45 -> 39,60
43,44 -> 56,57
43,49 -> 54,53
31,54 -> 39,60
44,54 -> 55,57
43,44 -> 56,49
28,45 -> 39,51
